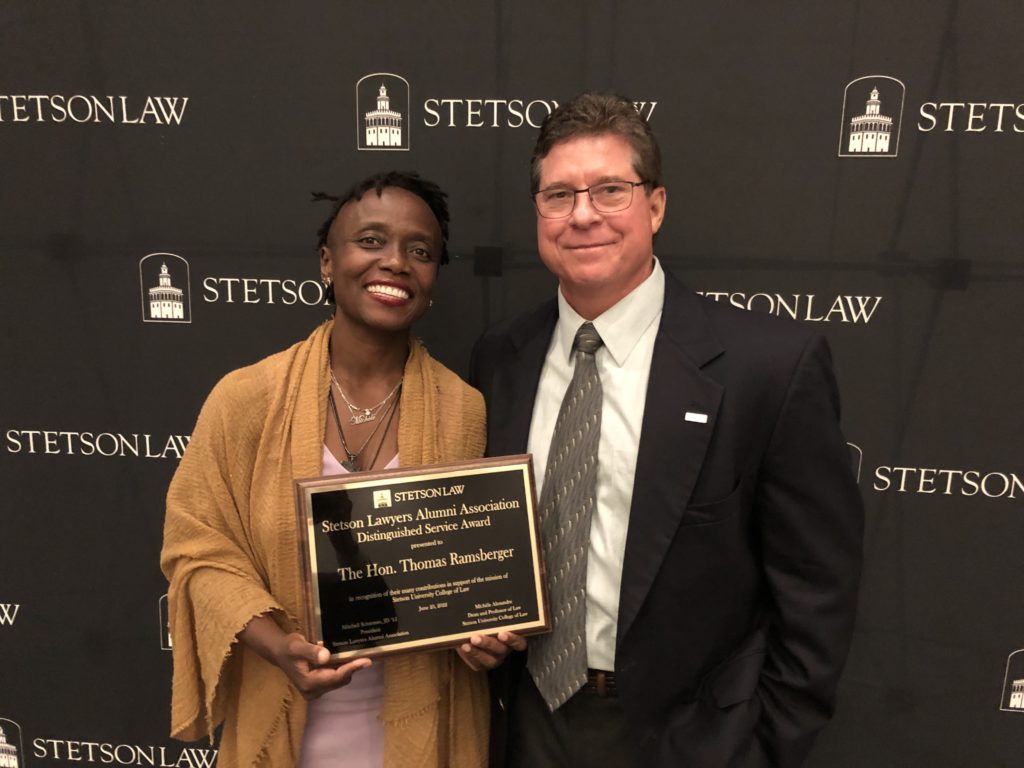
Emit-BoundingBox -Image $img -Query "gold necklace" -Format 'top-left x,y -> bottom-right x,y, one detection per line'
327,388 -> 399,471
330,369 -> 402,425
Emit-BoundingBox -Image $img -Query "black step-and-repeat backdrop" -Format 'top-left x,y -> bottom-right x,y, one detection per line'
2,2 -> 1022,765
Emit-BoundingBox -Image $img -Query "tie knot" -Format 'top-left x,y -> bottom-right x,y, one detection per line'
574,322 -> 603,355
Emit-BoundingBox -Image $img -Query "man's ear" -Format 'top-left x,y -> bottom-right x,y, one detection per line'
648,186 -> 667,235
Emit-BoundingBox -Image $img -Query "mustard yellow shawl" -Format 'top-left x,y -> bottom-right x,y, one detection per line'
161,321 -> 489,767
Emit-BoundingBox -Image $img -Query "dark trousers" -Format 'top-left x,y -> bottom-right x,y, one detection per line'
507,671 -> 643,768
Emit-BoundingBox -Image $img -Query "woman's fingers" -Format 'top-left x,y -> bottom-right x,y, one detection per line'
295,656 -> 373,700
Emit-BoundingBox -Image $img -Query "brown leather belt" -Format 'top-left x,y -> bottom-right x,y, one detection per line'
584,668 -> 617,697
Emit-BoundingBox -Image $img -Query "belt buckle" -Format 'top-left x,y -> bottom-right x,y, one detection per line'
587,668 -> 615,698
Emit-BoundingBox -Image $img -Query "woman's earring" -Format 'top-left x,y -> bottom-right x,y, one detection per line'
322,277 -> 335,304
428,299 -> 434,308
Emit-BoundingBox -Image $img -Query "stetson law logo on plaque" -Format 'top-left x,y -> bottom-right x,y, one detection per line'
356,73 -> 410,151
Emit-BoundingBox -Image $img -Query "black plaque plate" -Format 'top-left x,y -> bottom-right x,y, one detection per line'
295,454 -> 549,660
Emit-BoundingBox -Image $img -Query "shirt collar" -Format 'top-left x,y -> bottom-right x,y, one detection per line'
554,257 -> 665,367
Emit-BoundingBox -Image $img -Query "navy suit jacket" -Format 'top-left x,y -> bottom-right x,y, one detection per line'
469,271 -> 863,768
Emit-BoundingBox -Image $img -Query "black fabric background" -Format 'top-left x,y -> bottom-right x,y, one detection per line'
1,2 -> 1021,765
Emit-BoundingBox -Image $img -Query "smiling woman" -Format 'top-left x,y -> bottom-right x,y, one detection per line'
160,171 -> 510,768
320,184 -> 441,341
315,175 -> 449,472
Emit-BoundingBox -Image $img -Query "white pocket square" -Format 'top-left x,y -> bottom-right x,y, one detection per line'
684,411 -> 708,424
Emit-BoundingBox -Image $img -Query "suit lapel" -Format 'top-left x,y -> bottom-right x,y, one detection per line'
488,301 -> 557,457
617,275 -> 725,642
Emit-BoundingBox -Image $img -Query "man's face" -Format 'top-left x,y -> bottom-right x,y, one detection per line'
535,133 -> 666,315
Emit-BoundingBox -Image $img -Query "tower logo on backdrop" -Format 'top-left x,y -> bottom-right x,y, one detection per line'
0,719 -> 24,768
838,76 -> 905,157
1001,649 -> 1024,712
357,74 -> 410,151
159,594 -> 172,651
848,443 -> 863,483
139,253 -> 191,324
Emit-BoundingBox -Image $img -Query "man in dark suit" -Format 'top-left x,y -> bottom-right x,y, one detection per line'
467,93 -> 863,767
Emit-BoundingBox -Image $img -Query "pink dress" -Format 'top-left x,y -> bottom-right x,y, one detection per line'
297,447 -> 399,768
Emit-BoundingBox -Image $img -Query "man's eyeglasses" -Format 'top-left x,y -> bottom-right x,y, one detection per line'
533,180 -> 649,219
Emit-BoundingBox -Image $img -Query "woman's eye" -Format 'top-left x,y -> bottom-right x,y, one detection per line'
411,247 -> 434,261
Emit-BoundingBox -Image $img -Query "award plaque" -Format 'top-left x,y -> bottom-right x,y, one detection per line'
295,454 -> 549,660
